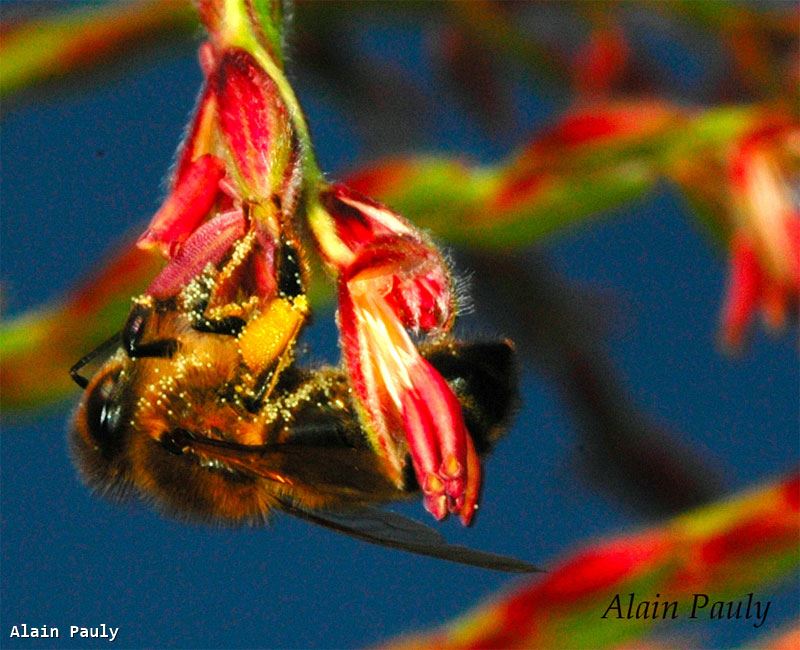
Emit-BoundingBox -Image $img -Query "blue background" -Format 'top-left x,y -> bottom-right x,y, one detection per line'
2,6 -> 798,649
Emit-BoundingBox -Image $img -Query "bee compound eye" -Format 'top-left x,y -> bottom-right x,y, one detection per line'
85,369 -> 125,452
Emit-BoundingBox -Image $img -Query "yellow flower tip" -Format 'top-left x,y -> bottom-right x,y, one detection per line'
442,454 -> 463,480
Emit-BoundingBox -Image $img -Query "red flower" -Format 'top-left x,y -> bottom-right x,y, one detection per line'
126,2 -> 490,525
720,122 -> 799,349
136,38 -> 300,307
311,184 -> 480,523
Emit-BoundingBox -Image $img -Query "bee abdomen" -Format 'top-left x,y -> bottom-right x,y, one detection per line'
424,340 -> 519,454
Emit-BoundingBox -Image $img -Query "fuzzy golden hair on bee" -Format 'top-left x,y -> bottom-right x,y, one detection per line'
70,346 -> 276,525
69,320 -> 536,571
124,429 -> 278,526
69,356 -> 136,503
71,378 -> 278,527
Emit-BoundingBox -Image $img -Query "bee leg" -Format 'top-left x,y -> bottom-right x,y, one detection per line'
181,233 -> 257,336
123,302 -> 178,359
188,297 -> 247,336
194,316 -> 247,335
69,332 -> 123,388
277,238 -> 304,299
239,367 -> 274,413
177,227 -> 303,339
160,428 -> 195,455
215,364 -> 273,413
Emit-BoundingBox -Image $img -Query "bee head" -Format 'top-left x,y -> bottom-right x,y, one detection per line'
69,354 -> 134,499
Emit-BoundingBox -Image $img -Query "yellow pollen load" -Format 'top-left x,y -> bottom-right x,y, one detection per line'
238,296 -> 308,374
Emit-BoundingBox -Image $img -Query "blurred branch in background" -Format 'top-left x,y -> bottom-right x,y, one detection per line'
1,101 -> 795,420
4,1 -> 795,109
0,0 -> 197,105
381,472 -> 800,649
0,240 -> 161,411
465,251 -> 724,518
760,625 -> 800,650
345,103 -> 798,350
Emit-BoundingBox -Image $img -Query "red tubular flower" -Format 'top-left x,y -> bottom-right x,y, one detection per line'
312,184 -> 479,523
135,36 -> 300,307
318,184 -> 455,333
720,122 -> 800,349
127,2 -> 487,525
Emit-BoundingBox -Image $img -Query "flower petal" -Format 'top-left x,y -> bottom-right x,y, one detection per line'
137,154 -> 226,257
146,208 -> 247,299
339,274 -> 476,521
215,48 -> 293,200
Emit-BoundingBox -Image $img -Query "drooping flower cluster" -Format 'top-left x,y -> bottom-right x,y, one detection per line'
309,185 -> 477,521
134,0 -> 483,523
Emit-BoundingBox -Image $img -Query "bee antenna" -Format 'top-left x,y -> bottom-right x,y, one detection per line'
69,332 -> 123,388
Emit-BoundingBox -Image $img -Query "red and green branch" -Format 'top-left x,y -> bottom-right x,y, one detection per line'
382,472 -> 800,649
0,0 -> 197,101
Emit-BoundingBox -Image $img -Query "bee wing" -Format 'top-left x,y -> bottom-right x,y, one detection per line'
278,498 -> 541,574
174,432 -> 539,572
175,431 -> 402,499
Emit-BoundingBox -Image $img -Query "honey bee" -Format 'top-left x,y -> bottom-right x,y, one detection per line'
69,258 -> 534,572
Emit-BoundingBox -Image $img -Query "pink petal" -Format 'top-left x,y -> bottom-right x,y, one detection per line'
459,435 -> 481,526
320,183 -> 416,255
138,154 -> 226,257
173,84 -> 219,188
337,281 -> 405,484
345,239 -> 454,333
401,387 -> 446,519
146,209 -> 247,299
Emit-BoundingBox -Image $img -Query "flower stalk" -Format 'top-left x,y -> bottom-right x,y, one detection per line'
383,472 -> 800,649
